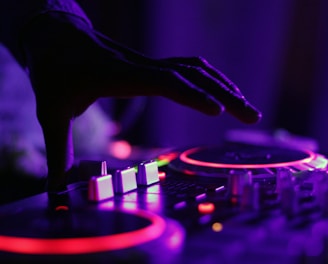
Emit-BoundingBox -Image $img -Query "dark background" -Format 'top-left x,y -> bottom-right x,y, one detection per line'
79,0 -> 328,151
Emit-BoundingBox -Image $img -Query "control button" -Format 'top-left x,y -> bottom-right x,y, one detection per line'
158,171 -> 166,180
198,202 -> 215,214
137,160 -> 159,186
215,186 -> 225,192
55,205 -> 69,211
88,174 -> 114,202
113,167 -> 137,194
47,192 -> 70,211
212,222 -> 224,232
195,193 -> 207,201
174,201 -> 187,210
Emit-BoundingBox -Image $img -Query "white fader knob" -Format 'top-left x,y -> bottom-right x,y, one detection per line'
88,161 -> 114,202
113,167 -> 138,194
137,160 -> 159,186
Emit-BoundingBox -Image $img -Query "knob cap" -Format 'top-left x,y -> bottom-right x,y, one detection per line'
113,167 -> 137,194
88,161 -> 114,202
88,174 -> 114,202
137,160 -> 159,186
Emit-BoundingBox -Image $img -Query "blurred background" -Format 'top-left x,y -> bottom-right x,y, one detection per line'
0,0 -> 328,202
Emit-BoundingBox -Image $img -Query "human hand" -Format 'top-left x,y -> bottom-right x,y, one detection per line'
22,12 -> 261,192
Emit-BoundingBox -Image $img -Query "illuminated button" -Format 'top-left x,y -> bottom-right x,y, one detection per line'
212,222 -> 223,232
137,160 -> 159,186
113,167 -> 137,194
174,201 -> 187,210
88,174 -> 114,202
195,193 -> 206,201
55,205 -> 69,211
198,202 -> 215,214
158,171 -> 166,180
215,186 -> 225,192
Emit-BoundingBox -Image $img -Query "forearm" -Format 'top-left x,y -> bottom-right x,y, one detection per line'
0,0 -> 91,67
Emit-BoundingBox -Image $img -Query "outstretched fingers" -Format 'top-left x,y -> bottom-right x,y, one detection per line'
162,57 -> 243,96
158,58 -> 262,124
155,69 -> 225,116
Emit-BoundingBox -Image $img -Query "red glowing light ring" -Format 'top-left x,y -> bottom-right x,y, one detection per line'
0,209 -> 166,255
180,147 -> 317,169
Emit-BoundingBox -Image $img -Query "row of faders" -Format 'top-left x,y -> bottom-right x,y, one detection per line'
87,160 -> 160,202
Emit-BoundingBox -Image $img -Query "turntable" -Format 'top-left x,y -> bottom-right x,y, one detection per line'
168,142 -> 325,175
1,131 -> 328,264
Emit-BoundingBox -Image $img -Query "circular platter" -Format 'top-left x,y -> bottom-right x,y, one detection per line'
167,143 -> 327,178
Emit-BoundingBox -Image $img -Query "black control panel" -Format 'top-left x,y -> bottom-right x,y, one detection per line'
1,141 -> 328,264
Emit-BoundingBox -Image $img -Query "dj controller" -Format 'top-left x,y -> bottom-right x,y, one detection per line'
1,131 -> 328,263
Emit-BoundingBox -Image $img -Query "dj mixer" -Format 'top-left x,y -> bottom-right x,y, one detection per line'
1,132 -> 328,263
